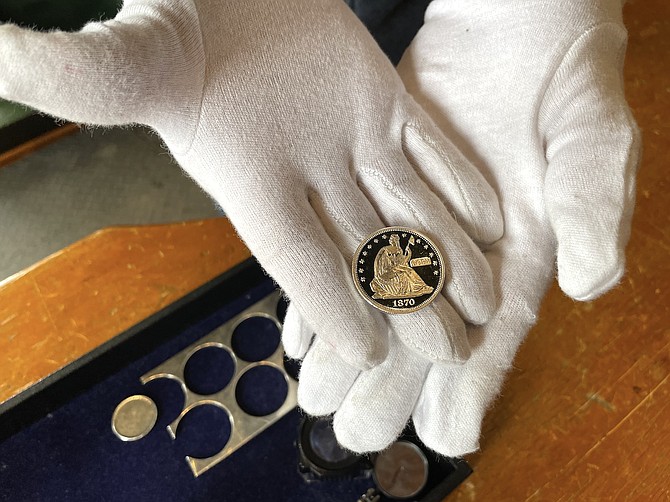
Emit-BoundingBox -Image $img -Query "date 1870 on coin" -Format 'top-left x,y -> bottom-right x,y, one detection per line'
352,227 -> 445,314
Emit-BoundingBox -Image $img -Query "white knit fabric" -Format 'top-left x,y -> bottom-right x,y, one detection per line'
291,0 -> 640,456
0,0 -> 504,370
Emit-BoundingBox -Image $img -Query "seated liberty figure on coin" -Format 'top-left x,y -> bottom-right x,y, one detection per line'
370,234 -> 434,300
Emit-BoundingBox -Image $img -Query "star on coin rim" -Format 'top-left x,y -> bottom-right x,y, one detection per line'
351,226 -> 445,314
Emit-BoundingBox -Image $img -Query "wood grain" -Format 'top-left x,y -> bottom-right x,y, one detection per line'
0,218 -> 250,404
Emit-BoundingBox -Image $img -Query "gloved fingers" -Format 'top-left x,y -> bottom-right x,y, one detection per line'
542,23 -> 641,301
413,317 -> 524,457
392,294 -> 470,365
333,339 -> 429,453
402,114 -> 503,245
281,302 -> 314,360
297,338 -> 360,416
411,361 -> 482,457
234,194 -> 388,371
310,183 -> 468,364
412,249 -> 554,457
0,2 -> 203,141
357,158 -> 496,324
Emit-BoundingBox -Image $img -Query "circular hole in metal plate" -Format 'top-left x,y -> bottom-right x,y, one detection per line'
235,365 -> 288,416
142,376 -> 186,427
231,316 -> 281,362
175,404 -> 232,459
183,345 -> 235,395
373,440 -> 429,499
276,296 -> 289,323
112,395 -> 158,441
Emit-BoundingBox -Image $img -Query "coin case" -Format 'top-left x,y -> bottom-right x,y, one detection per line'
1,276 -> 470,501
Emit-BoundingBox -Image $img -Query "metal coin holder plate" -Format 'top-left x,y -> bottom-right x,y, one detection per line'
135,290 -> 297,477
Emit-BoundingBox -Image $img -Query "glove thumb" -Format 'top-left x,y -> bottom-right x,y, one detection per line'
542,22 -> 641,301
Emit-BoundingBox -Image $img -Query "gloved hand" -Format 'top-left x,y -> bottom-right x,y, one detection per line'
287,0 -> 640,455
0,0 -> 505,370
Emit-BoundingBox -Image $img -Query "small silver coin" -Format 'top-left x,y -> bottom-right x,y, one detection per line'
112,395 -> 158,442
352,227 -> 445,314
373,441 -> 429,499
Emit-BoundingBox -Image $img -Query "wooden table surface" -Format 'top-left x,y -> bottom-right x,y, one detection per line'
0,2 -> 668,500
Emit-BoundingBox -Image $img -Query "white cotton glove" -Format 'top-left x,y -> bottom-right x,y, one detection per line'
0,0 -> 503,370
287,0 -> 640,455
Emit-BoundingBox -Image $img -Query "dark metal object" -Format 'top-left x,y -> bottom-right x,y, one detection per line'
298,416 -> 369,481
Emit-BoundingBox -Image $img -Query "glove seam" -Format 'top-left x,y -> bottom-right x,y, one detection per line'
404,121 -> 474,229
308,189 -> 365,247
177,0 -> 207,156
400,329 -> 441,360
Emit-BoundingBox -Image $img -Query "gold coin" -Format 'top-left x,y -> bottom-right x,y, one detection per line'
352,227 -> 445,314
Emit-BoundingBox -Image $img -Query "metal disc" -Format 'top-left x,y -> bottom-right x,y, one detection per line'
112,395 -> 158,441
352,227 -> 445,314
373,441 -> 429,499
